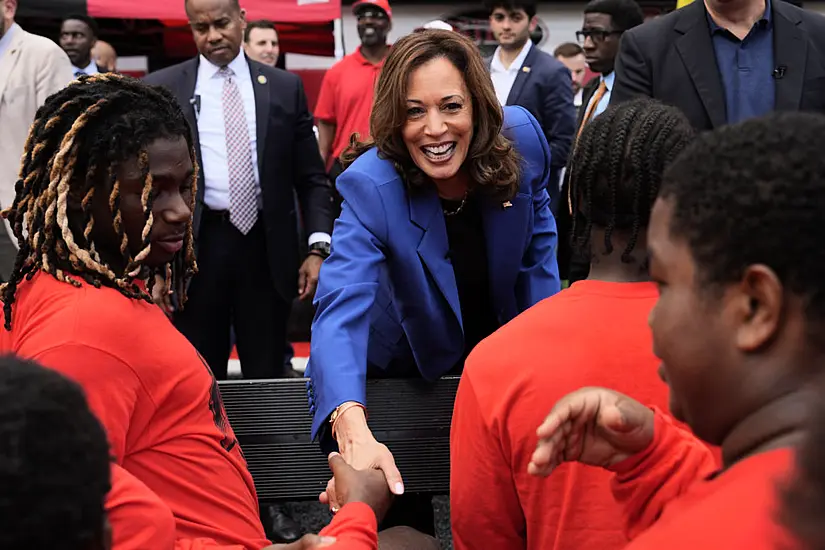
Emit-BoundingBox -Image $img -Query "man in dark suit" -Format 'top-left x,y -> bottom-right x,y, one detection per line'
557,0 -> 644,282
485,0 -> 576,214
611,0 -> 825,130
144,0 -> 334,541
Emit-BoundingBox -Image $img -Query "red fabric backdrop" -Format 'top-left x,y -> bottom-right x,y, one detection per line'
87,0 -> 340,23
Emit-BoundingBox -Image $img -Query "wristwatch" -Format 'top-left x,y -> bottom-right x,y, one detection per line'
308,241 -> 331,259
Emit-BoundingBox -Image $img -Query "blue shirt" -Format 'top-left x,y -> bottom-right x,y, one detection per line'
707,0 -> 775,124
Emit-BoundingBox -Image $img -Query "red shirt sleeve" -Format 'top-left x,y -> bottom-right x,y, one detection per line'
314,66 -> 340,123
450,373 -> 525,549
109,464 -> 177,549
609,408 -> 719,540
319,502 -> 379,550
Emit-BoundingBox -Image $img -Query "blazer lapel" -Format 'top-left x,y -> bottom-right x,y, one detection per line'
409,188 -> 462,325
674,2 -> 727,128
0,32 -> 25,103
506,47 -> 537,106
177,59 -> 205,236
772,2 -> 805,111
482,193 -> 531,311
576,78 -> 600,131
248,59 -> 270,175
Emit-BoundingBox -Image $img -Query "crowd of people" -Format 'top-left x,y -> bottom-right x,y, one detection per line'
3,0 -> 825,547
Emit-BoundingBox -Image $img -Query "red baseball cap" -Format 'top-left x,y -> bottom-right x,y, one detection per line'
352,0 -> 392,19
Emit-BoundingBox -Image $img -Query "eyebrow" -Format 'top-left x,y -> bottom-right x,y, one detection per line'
406,94 -> 464,104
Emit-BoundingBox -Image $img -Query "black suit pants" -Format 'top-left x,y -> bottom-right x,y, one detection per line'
175,208 -> 291,380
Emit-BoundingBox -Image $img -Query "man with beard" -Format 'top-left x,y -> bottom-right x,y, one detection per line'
315,0 -> 392,213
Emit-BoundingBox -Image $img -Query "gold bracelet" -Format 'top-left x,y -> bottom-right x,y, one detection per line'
331,402 -> 367,439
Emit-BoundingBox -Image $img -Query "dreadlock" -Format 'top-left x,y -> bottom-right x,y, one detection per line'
0,73 -> 198,330
569,97 -> 694,263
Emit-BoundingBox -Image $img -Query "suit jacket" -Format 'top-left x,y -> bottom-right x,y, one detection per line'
144,56 -> 334,300
486,47 -> 577,213
611,0 -> 825,130
306,105 -> 561,439
556,76 -> 602,281
0,27 -> 72,243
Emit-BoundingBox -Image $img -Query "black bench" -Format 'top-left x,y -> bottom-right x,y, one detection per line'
219,376 -> 460,502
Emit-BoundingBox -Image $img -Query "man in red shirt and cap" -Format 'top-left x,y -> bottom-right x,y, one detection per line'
315,0 -> 392,214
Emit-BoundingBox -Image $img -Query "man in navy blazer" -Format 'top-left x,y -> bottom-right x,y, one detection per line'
485,0 -> 576,215
307,105 -> 560,443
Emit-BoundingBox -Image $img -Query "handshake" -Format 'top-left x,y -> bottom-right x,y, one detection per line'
265,452 -> 393,549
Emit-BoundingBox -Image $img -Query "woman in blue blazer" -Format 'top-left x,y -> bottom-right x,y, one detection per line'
306,29 -> 561,532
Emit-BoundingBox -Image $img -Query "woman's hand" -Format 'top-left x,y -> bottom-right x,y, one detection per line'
320,404 -> 404,511
528,387 -> 655,477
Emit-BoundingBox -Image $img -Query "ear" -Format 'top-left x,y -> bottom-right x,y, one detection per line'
733,264 -> 784,352
529,15 -> 539,32
239,8 -> 247,29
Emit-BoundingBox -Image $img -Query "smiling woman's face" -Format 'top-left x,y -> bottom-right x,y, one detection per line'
401,57 -> 474,186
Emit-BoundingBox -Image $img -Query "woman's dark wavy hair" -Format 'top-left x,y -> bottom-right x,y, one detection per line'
340,29 -> 521,201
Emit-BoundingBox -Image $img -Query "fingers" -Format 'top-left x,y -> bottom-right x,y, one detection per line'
325,477 -> 341,512
297,270 -> 308,298
328,452 -> 347,476
377,454 -> 404,495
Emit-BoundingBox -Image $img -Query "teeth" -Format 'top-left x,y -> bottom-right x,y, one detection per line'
423,143 -> 453,154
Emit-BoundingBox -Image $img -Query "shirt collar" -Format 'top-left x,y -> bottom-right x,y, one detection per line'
602,71 -> 615,91
0,23 -> 20,57
198,49 -> 249,80
706,0 -> 771,33
353,46 -> 389,67
491,39 -> 532,74
72,60 -> 98,75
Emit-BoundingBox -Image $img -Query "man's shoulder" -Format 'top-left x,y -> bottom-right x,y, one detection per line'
623,9 -> 683,46
144,59 -> 196,85
251,60 -> 300,85
789,3 -> 825,32
530,47 -> 567,74
16,29 -> 67,59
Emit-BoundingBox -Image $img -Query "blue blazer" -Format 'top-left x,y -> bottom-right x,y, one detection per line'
306,106 -> 561,439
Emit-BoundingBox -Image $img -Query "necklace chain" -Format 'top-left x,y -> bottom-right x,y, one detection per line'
442,190 -> 469,217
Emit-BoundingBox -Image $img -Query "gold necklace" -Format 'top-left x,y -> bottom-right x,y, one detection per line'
442,190 -> 469,217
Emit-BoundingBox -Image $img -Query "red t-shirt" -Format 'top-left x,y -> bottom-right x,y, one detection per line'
314,48 -> 385,164
451,281 -> 690,550
613,412 -> 796,550
0,272 -> 268,549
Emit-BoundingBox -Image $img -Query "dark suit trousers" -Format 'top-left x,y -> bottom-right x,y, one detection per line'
175,208 -> 290,380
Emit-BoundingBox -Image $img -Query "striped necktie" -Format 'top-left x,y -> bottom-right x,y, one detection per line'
576,80 -> 608,140
219,66 -> 258,235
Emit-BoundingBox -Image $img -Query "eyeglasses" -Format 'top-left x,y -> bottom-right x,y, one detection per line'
575,29 -> 622,44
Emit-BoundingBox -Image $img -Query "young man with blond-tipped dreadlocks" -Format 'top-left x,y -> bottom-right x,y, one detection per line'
0,73 -> 275,549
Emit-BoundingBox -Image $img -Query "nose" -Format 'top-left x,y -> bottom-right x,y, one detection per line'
423,111 -> 447,137
583,35 -> 597,50
207,26 -> 222,43
162,190 -> 192,226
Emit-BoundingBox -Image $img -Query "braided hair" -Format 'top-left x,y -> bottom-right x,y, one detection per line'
569,98 -> 694,263
0,73 -> 198,330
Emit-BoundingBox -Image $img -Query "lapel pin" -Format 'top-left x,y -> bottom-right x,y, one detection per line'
522,66 -> 531,73
502,201 -> 513,209
257,75 -> 267,84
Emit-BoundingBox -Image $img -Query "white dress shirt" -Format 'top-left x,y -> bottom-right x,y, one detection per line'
194,52 -> 330,245
195,51 -> 260,212
71,59 -> 98,76
583,71 -> 615,121
490,40 -> 532,107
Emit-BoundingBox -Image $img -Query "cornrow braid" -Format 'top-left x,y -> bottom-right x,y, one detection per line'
0,73 -> 198,330
569,98 -> 695,264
